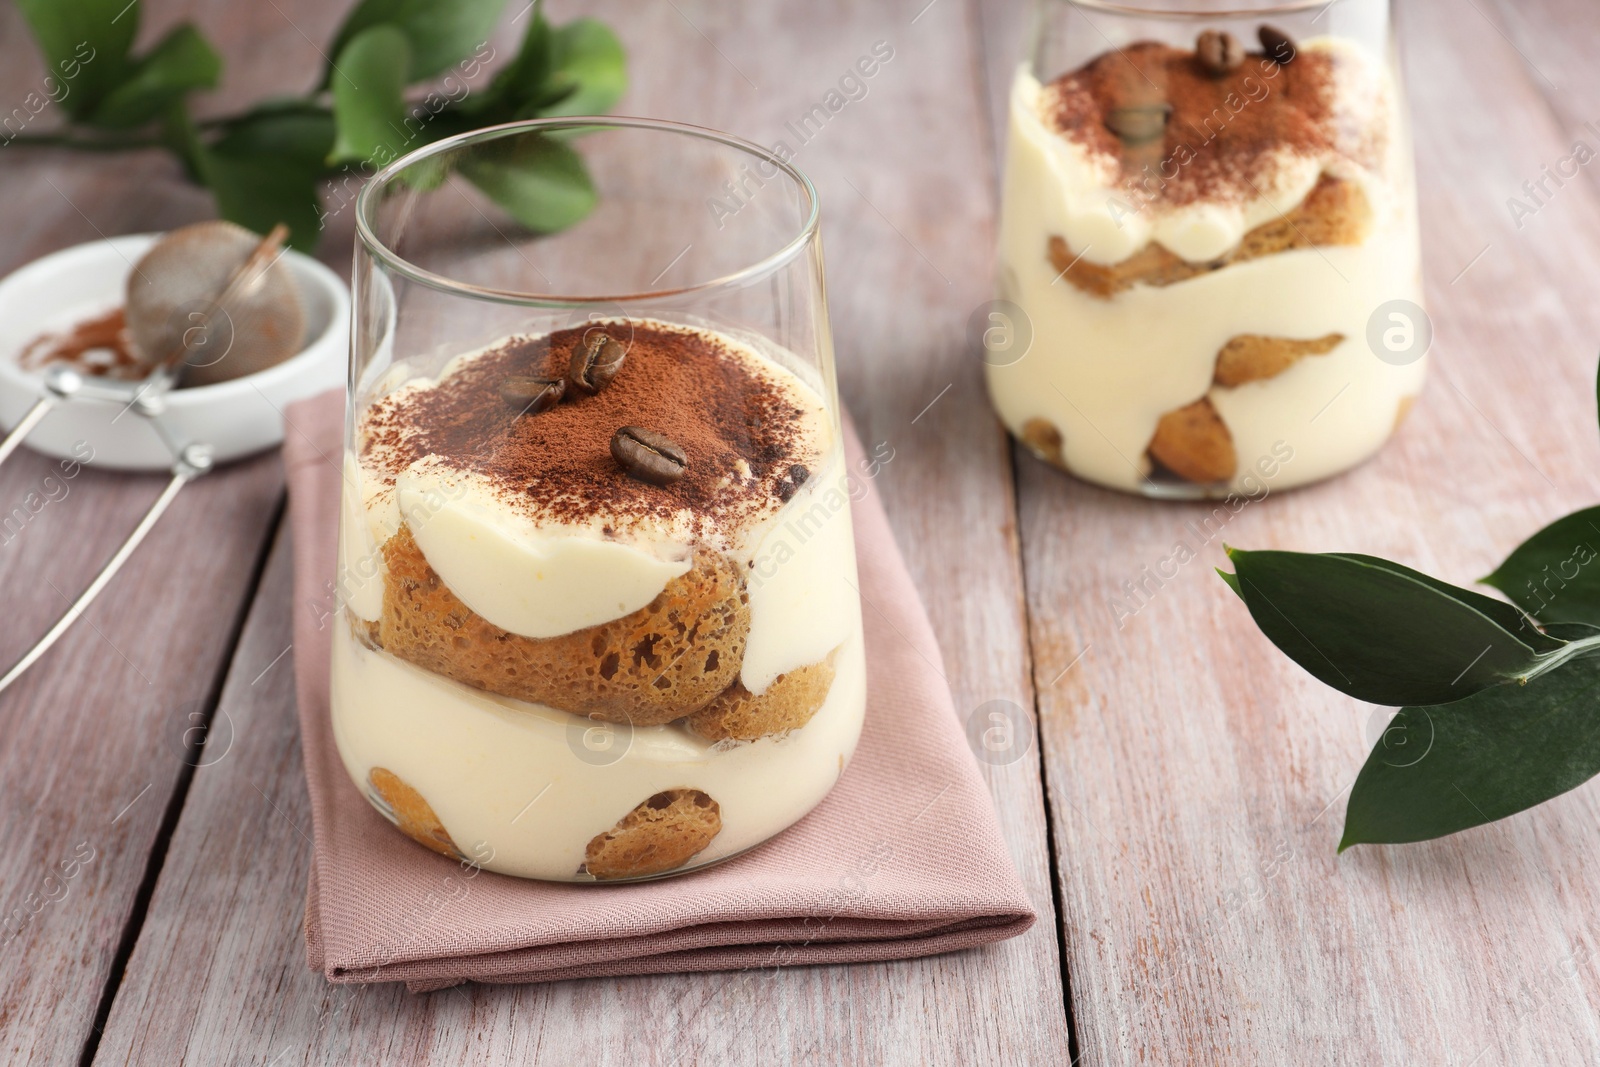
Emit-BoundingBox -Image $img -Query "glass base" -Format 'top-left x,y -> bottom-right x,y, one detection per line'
1016,436 -> 1388,501
1018,440 -> 1236,500
361,790 -> 764,884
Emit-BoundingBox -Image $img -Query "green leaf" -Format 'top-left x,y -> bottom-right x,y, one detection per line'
212,107 -> 335,167
1481,506 -> 1600,625
475,0 -> 553,115
156,98 -> 205,181
17,0 -> 139,119
201,109 -> 334,252
460,134 -> 597,233
531,18 -> 627,118
91,24 -> 221,129
326,0 -> 505,84
1340,635 -> 1600,849
329,26 -> 411,165
1225,548 -> 1553,706
395,152 -> 456,193
202,155 -> 325,253
1329,553 -> 1565,654
1216,567 -> 1242,599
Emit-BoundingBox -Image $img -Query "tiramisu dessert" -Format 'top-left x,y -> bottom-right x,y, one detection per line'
331,319 -> 866,881
991,25 -> 1425,494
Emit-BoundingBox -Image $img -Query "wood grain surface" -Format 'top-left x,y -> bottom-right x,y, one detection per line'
0,0 -> 336,1060
7,0 -> 1600,1062
0,2 -> 293,1050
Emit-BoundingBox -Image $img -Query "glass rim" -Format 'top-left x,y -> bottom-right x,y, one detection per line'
354,116 -> 822,306
1057,0 -> 1342,18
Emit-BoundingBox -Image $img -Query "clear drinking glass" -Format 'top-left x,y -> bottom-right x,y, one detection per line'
989,0 -> 1425,498
335,118 -> 866,882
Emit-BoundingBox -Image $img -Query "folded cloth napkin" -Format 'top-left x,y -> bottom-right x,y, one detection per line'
284,389 -> 1034,989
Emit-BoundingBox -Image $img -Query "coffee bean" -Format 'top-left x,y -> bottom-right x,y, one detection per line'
1258,24 -> 1296,65
1105,104 -> 1172,146
569,332 -> 627,394
499,375 -> 565,414
611,426 -> 687,485
1196,30 -> 1245,76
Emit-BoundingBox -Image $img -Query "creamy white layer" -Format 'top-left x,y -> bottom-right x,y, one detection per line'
330,617 -> 867,881
400,460 -> 694,639
743,449 -> 861,693
988,40 -> 1425,494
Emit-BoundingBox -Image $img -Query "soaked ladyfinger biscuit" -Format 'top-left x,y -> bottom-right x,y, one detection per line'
368,767 -> 460,859
686,651 -> 839,742
1051,176 -> 1371,299
1147,397 -> 1237,484
1212,333 -> 1344,388
1020,418 -> 1067,469
377,525 -> 748,725
583,789 -> 722,880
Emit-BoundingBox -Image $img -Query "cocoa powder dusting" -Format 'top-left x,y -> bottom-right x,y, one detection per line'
361,323 -> 817,528
1045,41 -> 1378,205
20,306 -> 143,379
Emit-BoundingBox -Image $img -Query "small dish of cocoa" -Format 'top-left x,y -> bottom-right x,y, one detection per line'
0,228 -> 349,471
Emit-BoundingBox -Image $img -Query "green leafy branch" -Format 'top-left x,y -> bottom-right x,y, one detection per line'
1218,362 -> 1600,850
12,0 -> 626,250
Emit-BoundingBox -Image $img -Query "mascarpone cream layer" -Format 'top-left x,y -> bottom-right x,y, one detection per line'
330,616 -> 867,881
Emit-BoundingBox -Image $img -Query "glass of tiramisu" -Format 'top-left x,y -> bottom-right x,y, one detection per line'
337,119 -> 866,881
991,0 -> 1425,497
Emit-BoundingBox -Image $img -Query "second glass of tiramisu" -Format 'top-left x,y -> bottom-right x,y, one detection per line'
336,119 -> 866,881
990,0 -> 1425,497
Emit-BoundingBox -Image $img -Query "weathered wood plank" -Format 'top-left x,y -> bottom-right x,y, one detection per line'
0,1 -> 347,1061
90,0 -> 1069,1063
0,6 -> 290,1055
1013,0 -> 1600,1063
0,347 -> 282,1062
1484,0 -> 1600,214
0,447 -> 282,1067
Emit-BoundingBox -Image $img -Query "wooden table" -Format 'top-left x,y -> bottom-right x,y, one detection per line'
4,0 -> 1599,1062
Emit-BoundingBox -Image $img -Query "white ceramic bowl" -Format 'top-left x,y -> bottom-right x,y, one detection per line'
0,234 -> 349,471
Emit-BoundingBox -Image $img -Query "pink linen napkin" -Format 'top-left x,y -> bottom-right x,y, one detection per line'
283,389 -> 1034,989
